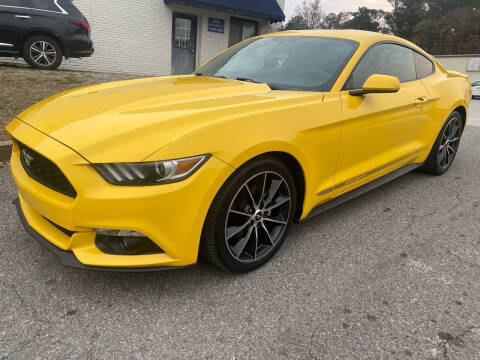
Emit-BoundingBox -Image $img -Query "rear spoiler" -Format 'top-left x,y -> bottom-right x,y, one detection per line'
446,70 -> 469,80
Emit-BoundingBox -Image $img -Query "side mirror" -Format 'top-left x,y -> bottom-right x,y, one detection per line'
349,74 -> 400,96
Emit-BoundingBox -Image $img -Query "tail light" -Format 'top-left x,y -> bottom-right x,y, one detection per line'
70,20 -> 90,32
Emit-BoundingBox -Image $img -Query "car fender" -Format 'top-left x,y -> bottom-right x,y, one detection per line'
146,127 -> 314,218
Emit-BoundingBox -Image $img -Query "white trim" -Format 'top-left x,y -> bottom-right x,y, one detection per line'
53,0 -> 67,15
0,140 -> 12,147
0,0 -> 68,15
0,42 -> 14,47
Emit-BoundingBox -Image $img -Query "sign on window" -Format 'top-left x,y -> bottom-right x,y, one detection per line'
208,18 -> 225,34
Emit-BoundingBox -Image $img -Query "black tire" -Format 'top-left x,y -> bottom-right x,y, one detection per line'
23,35 -> 63,70
201,156 -> 297,272
421,110 -> 463,175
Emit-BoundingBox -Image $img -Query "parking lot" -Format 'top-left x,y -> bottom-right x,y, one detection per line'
1,100 -> 479,359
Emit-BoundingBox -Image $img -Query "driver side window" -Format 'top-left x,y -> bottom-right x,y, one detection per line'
346,43 -> 416,90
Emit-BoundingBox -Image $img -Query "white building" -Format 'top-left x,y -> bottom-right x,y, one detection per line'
435,55 -> 480,82
62,0 -> 285,76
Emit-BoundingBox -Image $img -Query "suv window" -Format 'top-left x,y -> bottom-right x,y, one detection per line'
1,0 -> 30,6
347,43 -> 417,89
30,0 -> 60,11
414,52 -> 434,79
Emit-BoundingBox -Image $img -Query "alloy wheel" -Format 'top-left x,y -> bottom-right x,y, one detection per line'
30,41 -> 57,67
438,116 -> 461,169
225,171 -> 291,263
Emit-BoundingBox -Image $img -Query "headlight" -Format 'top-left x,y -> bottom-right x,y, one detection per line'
92,155 -> 210,185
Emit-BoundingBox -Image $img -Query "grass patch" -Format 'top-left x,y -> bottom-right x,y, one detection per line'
0,64 -> 139,141
55,75 -> 83,85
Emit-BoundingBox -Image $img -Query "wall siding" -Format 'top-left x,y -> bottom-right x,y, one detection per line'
436,55 -> 480,82
0,1 -> 282,75
62,0 -> 173,75
64,1 -> 270,75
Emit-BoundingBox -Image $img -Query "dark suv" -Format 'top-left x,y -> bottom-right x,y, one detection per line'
0,0 -> 93,69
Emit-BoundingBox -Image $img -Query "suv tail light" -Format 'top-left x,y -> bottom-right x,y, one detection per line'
70,20 -> 90,32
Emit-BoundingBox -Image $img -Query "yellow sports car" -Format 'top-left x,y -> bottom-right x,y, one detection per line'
7,30 -> 471,272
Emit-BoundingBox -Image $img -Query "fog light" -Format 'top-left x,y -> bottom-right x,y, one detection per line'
94,228 -> 145,237
94,229 -> 163,255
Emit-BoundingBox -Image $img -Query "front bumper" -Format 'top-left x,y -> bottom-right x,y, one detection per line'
7,118 -> 234,271
13,198 -> 189,272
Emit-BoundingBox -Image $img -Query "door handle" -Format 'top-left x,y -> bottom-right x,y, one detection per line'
414,97 -> 427,105
15,15 -> 31,19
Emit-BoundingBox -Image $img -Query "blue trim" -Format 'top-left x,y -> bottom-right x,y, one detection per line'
164,0 -> 285,23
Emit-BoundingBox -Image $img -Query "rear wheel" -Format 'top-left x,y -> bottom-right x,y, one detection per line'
23,35 -> 63,70
421,111 -> 463,175
201,157 -> 297,272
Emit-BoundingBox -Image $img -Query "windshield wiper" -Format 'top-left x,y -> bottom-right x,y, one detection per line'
235,77 -> 261,84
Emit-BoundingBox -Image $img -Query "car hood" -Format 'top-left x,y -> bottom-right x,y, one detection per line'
17,75 -> 275,163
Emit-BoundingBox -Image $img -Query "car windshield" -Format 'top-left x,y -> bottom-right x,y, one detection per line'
196,36 -> 358,91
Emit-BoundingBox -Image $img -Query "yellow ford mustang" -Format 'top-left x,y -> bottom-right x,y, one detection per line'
7,30 -> 471,272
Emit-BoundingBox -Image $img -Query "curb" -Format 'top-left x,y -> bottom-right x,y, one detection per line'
0,140 -> 12,162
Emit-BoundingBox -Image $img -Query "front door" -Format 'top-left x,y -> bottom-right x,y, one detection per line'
171,13 -> 197,75
335,43 -> 431,196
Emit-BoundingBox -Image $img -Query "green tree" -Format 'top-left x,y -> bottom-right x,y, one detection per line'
426,0 -> 479,17
322,12 -> 350,29
414,6 -> 480,54
385,0 -> 427,39
342,7 -> 387,32
284,15 -> 309,30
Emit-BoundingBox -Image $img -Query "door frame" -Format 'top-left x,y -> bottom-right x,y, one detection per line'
228,16 -> 258,47
171,12 -> 198,74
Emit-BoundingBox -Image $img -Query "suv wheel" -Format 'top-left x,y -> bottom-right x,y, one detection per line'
23,36 -> 63,70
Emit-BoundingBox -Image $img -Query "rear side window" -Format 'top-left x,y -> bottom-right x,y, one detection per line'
30,0 -> 60,11
346,43 -> 417,89
414,52 -> 434,79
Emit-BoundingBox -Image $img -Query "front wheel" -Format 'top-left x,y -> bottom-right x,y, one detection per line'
421,110 -> 463,175
201,157 -> 297,272
23,36 -> 63,70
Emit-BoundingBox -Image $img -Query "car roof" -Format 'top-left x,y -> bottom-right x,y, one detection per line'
271,29 -> 407,41
263,29 -> 429,55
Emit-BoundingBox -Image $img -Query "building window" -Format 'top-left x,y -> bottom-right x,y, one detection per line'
228,17 -> 258,47
175,17 -> 192,49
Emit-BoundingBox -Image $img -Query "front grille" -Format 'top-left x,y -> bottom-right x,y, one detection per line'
18,142 -> 77,198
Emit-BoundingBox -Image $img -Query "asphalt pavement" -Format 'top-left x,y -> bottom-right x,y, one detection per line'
1,100 -> 479,359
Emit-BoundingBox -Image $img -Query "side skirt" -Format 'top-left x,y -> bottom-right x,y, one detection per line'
301,163 -> 422,222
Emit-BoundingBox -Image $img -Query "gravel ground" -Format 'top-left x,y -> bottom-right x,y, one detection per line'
0,103 -> 479,359
0,63 -> 141,141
